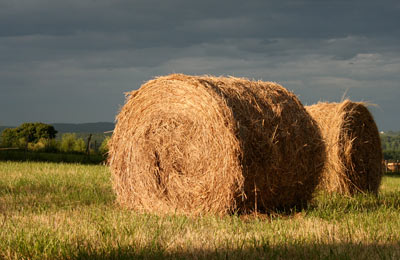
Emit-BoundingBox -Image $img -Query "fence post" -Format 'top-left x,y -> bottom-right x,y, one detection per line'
86,134 -> 92,157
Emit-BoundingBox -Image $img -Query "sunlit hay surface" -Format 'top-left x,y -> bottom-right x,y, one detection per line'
306,100 -> 382,195
108,74 -> 325,216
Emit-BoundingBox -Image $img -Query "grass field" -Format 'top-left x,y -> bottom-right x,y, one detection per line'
0,161 -> 399,259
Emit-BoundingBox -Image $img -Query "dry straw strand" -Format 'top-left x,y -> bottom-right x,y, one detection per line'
306,100 -> 383,195
108,74 -> 325,216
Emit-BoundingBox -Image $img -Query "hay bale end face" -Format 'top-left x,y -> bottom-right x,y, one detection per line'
109,74 -> 325,215
306,100 -> 383,195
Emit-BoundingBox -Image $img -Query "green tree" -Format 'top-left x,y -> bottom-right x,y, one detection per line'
99,136 -> 110,155
17,123 -> 57,143
1,122 -> 57,148
60,133 -> 77,153
16,123 -> 37,143
43,138 -> 59,152
17,137 -> 28,150
34,123 -> 57,141
384,150 -> 400,161
1,128 -> 17,147
74,138 -> 86,153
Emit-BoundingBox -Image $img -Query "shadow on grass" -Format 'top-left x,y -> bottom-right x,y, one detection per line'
243,190 -> 400,221
0,150 -> 105,165
384,172 -> 400,177
305,191 -> 400,221
72,242 -> 400,260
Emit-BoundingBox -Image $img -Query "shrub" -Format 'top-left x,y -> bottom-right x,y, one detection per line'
99,136 -> 110,155
60,133 -> 78,153
74,138 -> 86,153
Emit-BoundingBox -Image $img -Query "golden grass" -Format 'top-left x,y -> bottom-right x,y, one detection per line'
1,161 -> 399,259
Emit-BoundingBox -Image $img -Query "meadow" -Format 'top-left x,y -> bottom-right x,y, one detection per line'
0,161 -> 399,259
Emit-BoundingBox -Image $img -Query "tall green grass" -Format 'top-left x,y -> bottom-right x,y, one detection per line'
0,161 -> 399,259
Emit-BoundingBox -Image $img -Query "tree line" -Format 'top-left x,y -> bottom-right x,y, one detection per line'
0,122 -> 109,154
1,122 -> 399,160
381,131 -> 400,161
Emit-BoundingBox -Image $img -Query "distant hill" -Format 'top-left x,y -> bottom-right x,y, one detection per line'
0,122 -> 114,134
52,122 -> 115,133
381,131 -> 400,136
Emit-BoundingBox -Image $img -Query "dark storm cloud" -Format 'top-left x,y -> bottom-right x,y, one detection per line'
1,0 -> 398,40
0,0 -> 399,130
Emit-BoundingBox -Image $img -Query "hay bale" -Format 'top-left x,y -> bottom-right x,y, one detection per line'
108,74 -> 325,215
306,100 -> 382,195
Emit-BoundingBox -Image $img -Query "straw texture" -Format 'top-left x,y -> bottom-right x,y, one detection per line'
306,100 -> 382,194
109,74 -> 325,215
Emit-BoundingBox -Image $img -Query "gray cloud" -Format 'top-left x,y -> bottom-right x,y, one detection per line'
0,0 -> 399,130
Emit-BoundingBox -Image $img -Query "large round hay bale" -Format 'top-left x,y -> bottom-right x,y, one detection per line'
108,74 -> 325,215
306,100 -> 382,195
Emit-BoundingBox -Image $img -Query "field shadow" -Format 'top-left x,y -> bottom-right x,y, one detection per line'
384,172 -> 400,178
305,191 -> 400,220
0,150 -> 105,165
73,242 -> 400,260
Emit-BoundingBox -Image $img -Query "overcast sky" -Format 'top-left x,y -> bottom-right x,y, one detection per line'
1,0 -> 399,130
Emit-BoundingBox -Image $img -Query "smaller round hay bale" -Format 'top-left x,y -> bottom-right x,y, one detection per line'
109,74 -> 325,216
306,100 -> 383,195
